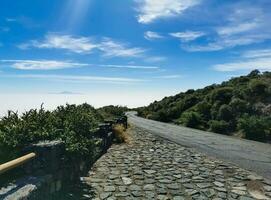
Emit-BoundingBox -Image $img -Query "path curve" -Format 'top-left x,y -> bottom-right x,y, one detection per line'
127,112 -> 271,180
84,125 -> 271,199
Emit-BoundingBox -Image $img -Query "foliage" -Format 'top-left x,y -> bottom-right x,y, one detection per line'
113,124 -> 129,144
97,105 -> 128,120
209,120 -> 230,135
237,115 -> 271,142
137,70 -> 271,142
178,111 -> 203,129
0,103 -> 125,162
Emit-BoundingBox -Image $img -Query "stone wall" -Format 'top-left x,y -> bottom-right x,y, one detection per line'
0,116 -> 127,200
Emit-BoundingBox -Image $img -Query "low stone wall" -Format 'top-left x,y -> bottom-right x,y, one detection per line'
0,116 -> 127,200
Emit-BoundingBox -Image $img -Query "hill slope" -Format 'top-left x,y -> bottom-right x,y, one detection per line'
138,70 -> 271,142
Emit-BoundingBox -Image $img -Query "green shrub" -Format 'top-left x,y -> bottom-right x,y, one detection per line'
210,87 -> 233,104
229,98 -> 248,114
249,79 -> 269,100
178,111 -> 202,128
209,120 -> 230,135
0,103 -> 106,161
98,105 -> 128,120
218,104 -> 233,121
196,101 -> 211,119
237,115 -> 271,141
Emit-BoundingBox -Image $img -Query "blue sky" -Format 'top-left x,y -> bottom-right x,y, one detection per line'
0,0 -> 271,113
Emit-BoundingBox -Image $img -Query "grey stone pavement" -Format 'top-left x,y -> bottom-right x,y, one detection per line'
127,112 -> 271,180
83,125 -> 271,200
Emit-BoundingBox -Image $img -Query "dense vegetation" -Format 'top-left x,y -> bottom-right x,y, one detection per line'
0,103 -> 127,163
98,105 -> 128,121
138,70 -> 271,142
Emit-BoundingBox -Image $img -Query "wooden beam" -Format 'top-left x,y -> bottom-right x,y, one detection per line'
0,153 -> 36,175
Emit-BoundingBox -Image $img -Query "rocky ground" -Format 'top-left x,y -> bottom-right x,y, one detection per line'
82,126 -> 271,200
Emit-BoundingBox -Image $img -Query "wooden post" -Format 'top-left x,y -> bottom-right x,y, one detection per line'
0,153 -> 36,175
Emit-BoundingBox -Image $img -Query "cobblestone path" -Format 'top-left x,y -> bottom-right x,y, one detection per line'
83,126 -> 271,200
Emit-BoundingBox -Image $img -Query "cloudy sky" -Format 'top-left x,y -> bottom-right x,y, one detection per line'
0,0 -> 271,114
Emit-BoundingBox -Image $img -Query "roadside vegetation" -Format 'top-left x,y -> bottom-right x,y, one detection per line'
0,103 -> 127,163
138,70 -> 271,142
113,124 -> 130,144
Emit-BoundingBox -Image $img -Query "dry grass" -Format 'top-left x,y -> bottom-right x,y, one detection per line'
113,124 -> 130,144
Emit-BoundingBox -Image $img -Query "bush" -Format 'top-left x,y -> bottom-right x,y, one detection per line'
210,87 -> 233,104
229,98 -> 248,114
249,79 -> 269,100
113,124 -> 129,143
178,111 -> 202,128
218,105 -> 233,121
196,101 -> 211,119
237,115 -> 271,141
0,103 -> 106,162
98,105 -> 128,120
209,120 -> 230,135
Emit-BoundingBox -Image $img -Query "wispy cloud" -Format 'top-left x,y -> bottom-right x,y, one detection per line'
6,18 -> 17,22
213,49 -> 271,72
19,34 -> 97,53
49,91 -> 83,95
144,56 -> 167,63
4,74 -> 145,83
155,74 -> 182,79
216,22 -> 259,36
184,6 -> 271,52
99,38 -> 146,57
213,57 -> 271,72
242,49 -> 271,58
5,16 -> 40,28
1,59 -> 88,70
100,64 -> 159,69
136,0 -> 200,24
0,27 -> 10,32
19,34 -> 147,58
169,31 -> 204,42
144,31 -> 164,40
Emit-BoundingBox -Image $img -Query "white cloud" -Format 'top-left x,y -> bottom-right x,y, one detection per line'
19,34 -> 146,58
184,6 -> 271,52
155,75 -> 182,79
144,31 -> 164,40
100,64 -> 159,69
20,34 -> 97,53
213,49 -> 271,72
242,49 -> 271,58
99,38 -> 146,57
144,56 -> 167,62
136,0 -> 200,24
213,57 -> 271,72
216,22 -> 259,36
1,60 -> 88,70
5,74 -> 144,83
184,33 -> 270,52
169,31 -> 204,42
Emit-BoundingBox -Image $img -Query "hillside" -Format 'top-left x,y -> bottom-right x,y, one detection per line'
138,70 -> 271,142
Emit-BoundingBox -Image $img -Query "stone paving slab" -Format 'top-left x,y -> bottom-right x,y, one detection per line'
83,126 -> 271,200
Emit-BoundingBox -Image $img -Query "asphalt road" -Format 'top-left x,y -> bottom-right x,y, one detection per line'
127,111 -> 271,180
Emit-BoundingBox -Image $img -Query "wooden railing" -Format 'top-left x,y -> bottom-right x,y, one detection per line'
0,153 -> 36,175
